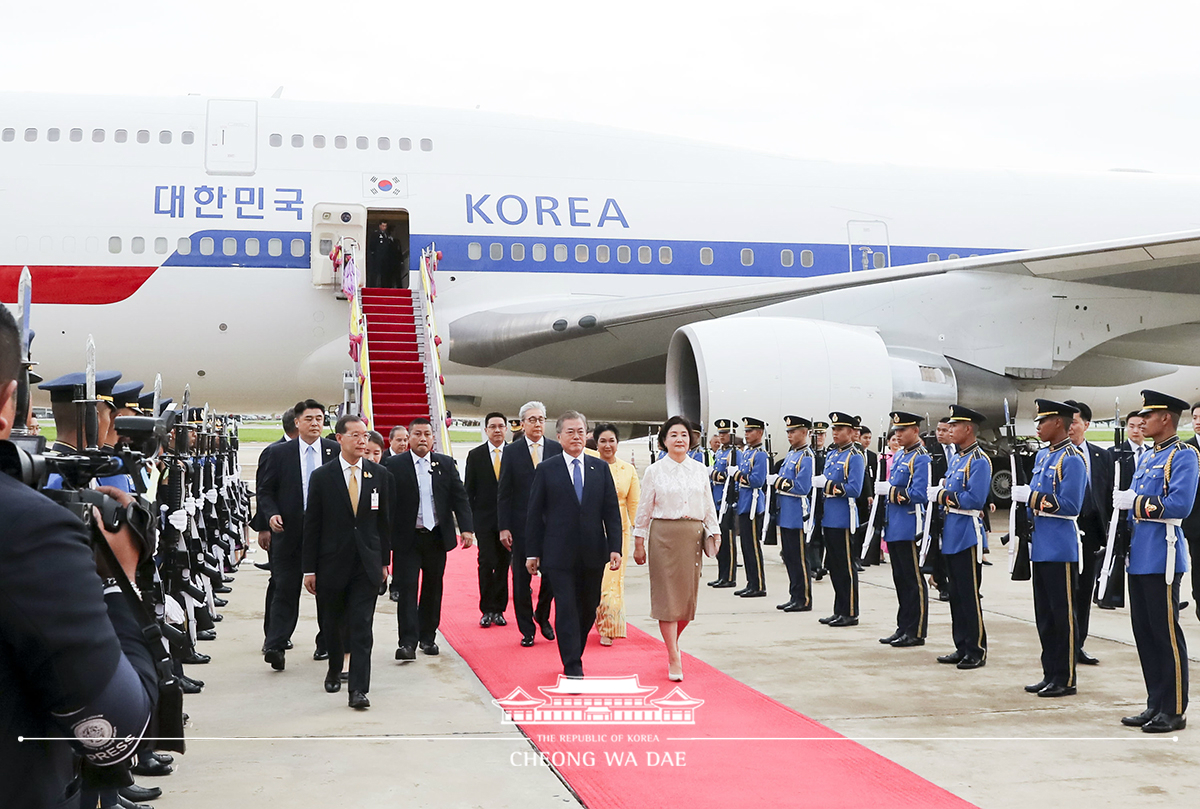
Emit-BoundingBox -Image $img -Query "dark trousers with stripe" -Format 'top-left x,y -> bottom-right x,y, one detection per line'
716,507 -> 739,582
945,546 -> 986,659
737,511 -> 766,591
780,527 -> 812,607
1129,572 -> 1189,716
1074,521 -> 1103,648
823,526 -> 858,618
1033,561 -> 1078,687
889,539 -> 928,638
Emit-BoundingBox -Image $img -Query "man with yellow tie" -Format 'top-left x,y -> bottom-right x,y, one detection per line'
466,412 -> 512,628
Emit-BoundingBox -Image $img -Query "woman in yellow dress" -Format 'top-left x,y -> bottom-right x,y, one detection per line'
593,423 -> 640,646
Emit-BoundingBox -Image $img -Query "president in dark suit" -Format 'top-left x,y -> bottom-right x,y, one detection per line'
254,410 -> 295,640
526,411 -> 623,677
384,417 -> 475,659
465,411 -> 511,627
259,399 -> 339,669
302,414 -> 391,709
498,401 -> 562,646
1066,400 -> 1113,664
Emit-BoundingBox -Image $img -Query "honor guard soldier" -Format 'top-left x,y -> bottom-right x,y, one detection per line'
929,405 -> 991,668
508,418 -> 524,443
1010,400 -> 1087,697
775,416 -> 814,611
878,412 -> 931,647
808,421 -> 830,580
733,416 -> 769,597
708,418 -> 740,588
815,412 -> 865,626
1114,390 -> 1196,733
39,370 -> 125,490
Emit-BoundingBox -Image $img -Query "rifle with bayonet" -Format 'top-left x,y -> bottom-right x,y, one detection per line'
1096,400 -> 1129,608
1004,398 -> 1033,581
862,420 -> 887,561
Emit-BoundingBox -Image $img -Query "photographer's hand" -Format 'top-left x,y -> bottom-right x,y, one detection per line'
94,486 -> 140,582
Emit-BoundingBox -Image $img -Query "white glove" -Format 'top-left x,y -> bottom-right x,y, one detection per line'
1010,484 -> 1031,504
184,496 -> 197,515
168,509 -> 188,532
766,474 -> 778,489
205,488 -> 218,504
874,481 -> 891,496
1114,489 -> 1137,510
812,474 -> 827,488
927,485 -> 943,501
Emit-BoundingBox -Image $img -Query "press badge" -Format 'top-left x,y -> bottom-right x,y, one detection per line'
371,491 -> 380,510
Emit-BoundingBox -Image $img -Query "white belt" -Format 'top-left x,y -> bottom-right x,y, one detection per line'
946,507 -> 985,554
1139,517 -> 1186,583
1037,511 -> 1084,571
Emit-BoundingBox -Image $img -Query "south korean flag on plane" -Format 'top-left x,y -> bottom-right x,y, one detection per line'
364,174 -> 407,197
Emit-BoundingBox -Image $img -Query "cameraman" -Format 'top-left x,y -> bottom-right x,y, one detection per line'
0,306 -> 157,807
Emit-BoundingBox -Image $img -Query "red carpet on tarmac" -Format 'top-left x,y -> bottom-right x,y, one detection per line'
437,547 -> 976,809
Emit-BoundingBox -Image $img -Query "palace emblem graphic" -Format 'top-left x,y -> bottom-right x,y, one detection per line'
493,675 -> 704,725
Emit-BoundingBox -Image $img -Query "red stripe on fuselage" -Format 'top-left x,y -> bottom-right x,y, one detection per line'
0,265 -> 158,305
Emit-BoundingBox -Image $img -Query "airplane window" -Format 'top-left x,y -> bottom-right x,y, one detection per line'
177,237 -> 192,255
114,129 -> 127,143
159,131 -> 171,144
154,237 -> 168,254
269,133 -> 283,147
659,246 -> 672,265
801,249 -> 814,267
47,128 -> 60,142
948,253 -> 960,260
969,253 -> 979,258
617,245 -> 631,264
131,236 -> 145,254
927,253 -> 939,262
356,136 -> 369,150
92,129 -> 104,143
246,238 -> 261,256
313,135 -> 326,148
781,249 -> 794,268
70,128 -> 83,142
378,137 -> 391,150
199,237 -> 214,256
532,243 -> 546,261
334,136 -> 347,149
291,134 -> 304,148
181,131 -> 195,145
700,247 -> 713,265
1,128 -> 13,142
873,252 -> 886,269
638,246 -> 651,264
420,138 -> 433,152
223,237 -> 237,256
576,244 -> 589,262
554,244 -> 568,262
137,130 -> 149,143
511,243 -> 525,261
490,243 -> 503,260
596,245 -> 610,263
399,138 -> 412,151
25,128 -> 37,142
268,238 -> 282,257
741,248 -> 754,266
290,238 -> 305,257
467,242 -> 482,260
63,236 -> 76,252
85,236 -> 99,252
108,236 -> 122,254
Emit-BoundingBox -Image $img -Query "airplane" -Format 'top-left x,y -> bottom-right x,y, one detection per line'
3,91 -> 1200,453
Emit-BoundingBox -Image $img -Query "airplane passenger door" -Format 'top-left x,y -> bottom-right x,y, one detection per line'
311,203 -> 367,288
847,220 -> 890,272
205,99 -> 257,176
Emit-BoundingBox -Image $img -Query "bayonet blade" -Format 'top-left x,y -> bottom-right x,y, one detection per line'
85,335 -> 96,401
182,384 -> 191,416
152,374 -> 162,417
17,267 -> 31,362
1003,398 -> 1011,427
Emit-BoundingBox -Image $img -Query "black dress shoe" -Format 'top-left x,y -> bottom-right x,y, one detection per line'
956,656 -> 986,670
212,613 -> 224,622
740,589 -> 767,598
818,614 -> 838,625
1025,679 -> 1049,693
1141,713 -> 1186,733
117,795 -> 151,809
520,635 -> 535,647
891,635 -> 925,647
419,641 -> 439,656
324,676 -> 341,693
814,568 -> 826,581
1121,707 -> 1157,727
339,670 -> 349,681
348,690 -> 370,709
264,649 -> 286,671
708,578 -> 725,587
254,561 -> 271,571
182,651 -> 211,665
480,614 -> 493,627
284,639 -> 294,650
783,602 -> 812,612
777,600 -> 795,610
389,590 -> 401,603
938,589 -> 951,602
733,587 -> 750,596
828,615 -> 859,627
493,613 -> 507,626
1037,683 -> 1077,698
395,645 -> 416,661
712,580 -> 737,588
313,649 -> 329,661
120,783 -> 163,802
1077,649 -> 1100,665
179,676 -> 203,694
879,631 -> 902,645
937,650 -> 965,664
214,584 -> 233,593
223,574 -> 235,582
539,621 -> 555,641
213,596 -> 229,607
151,752 -> 174,765
196,629 -> 217,641
130,757 -> 173,777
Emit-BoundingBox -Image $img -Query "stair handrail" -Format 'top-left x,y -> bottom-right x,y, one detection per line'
341,236 -> 374,427
417,243 -> 452,454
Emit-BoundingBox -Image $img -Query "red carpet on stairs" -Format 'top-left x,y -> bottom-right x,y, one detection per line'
361,288 -> 430,433
437,547 -> 977,809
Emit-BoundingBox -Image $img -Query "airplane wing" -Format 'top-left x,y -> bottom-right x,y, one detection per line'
447,228 -> 1200,381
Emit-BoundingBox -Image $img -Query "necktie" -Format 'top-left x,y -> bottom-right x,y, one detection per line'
348,467 -> 359,516
303,444 -> 317,505
415,459 -> 425,529
492,447 -> 502,479
530,443 -> 540,467
573,458 -> 584,503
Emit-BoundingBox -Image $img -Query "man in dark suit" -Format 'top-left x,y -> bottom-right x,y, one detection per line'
498,401 -> 563,646
465,412 -> 511,627
255,408 -> 295,639
302,414 -> 391,709
1184,403 -> 1200,621
259,399 -> 339,670
1065,400 -> 1113,664
526,411 -> 623,677
384,417 -> 475,660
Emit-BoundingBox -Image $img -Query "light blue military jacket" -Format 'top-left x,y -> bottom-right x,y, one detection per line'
710,445 -> 739,510
936,442 -> 991,555
735,445 -> 768,515
775,446 -> 813,530
821,443 -> 864,529
1027,439 -> 1086,563
885,444 -> 930,542
1128,435 -> 1198,575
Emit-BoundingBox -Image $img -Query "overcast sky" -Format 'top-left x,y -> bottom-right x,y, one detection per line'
4,1 -> 1199,173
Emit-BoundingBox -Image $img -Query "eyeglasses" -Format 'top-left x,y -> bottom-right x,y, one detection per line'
524,416 -> 546,424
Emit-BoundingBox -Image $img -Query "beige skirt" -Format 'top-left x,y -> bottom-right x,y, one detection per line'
648,518 -> 705,622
